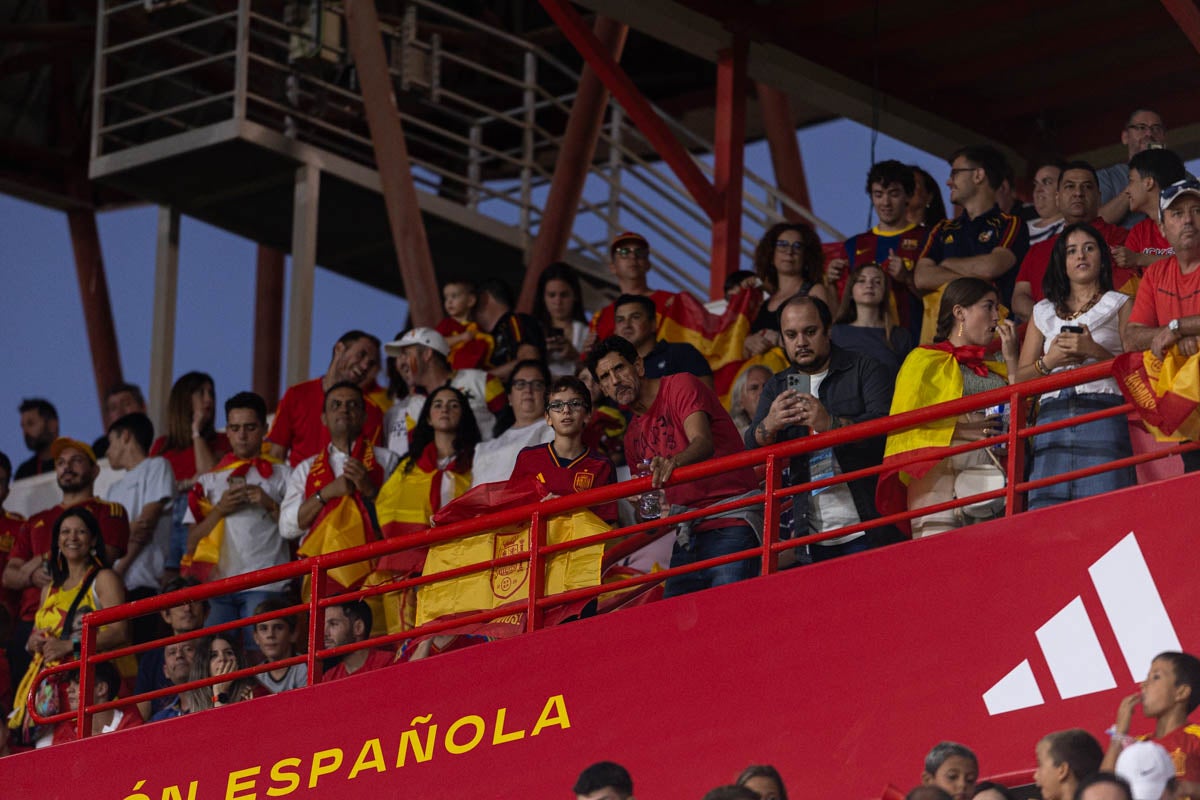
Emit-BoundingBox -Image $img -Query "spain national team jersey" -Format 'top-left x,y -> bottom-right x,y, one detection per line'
1147,723 -> 1200,786
510,443 -> 618,524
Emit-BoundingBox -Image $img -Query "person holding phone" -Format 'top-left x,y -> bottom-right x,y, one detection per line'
1014,222 -> 1134,509
745,295 -> 897,561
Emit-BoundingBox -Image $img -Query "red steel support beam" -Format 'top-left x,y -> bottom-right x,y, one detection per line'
537,0 -> 720,220
67,207 -> 124,423
710,38 -> 747,301
517,16 -> 628,313
1161,0 -> 1200,55
757,82 -> 811,220
344,0 -> 441,327
253,245 -> 285,409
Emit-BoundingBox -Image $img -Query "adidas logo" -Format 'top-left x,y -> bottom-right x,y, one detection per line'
983,532 -> 1181,715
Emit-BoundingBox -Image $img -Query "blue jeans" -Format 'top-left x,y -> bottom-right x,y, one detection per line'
1028,391 -> 1134,510
206,589 -> 287,650
663,524 -> 760,598
809,534 -> 871,563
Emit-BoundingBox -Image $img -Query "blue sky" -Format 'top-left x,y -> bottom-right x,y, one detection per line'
0,117 -> 1017,465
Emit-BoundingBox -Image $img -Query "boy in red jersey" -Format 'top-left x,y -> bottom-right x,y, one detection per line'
510,376 -> 617,524
1103,650 -> 1200,798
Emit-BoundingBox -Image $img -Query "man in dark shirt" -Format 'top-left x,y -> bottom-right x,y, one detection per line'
14,398 -> 58,479
612,294 -> 713,387
746,295 -> 896,561
914,145 -> 1029,342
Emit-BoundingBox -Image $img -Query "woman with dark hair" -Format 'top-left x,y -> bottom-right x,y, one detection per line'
1014,222 -> 1133,509
832,262 -> 913,375
908,166 -> 948,228
743,221 -> 834,356
373,385 -> 481,633
877,277 -> 1019,537
150,371 -> 229,573
471,360 -> 555,486
532,262 -> 590,377
183,632 -> 265,712
8,508 -> 130,743
736,764 -> 789,800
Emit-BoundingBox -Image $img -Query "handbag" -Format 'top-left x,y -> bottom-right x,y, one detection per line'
953,447 -> 1007,520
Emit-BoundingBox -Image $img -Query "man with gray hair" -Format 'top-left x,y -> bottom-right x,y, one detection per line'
1098,109 -> 1168,229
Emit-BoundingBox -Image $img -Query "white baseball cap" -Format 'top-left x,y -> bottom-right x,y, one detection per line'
384,327 -> 449,357
1115,741 -> 1176,800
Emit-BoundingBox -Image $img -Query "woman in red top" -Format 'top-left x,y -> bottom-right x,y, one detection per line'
150,372 -> 229,575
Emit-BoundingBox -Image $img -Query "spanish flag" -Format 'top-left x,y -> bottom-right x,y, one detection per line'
414,480 -> 608,628
297,439 -> 383,591
1114,349 -> 1200,442
875,344 -> 1007,530
181,454 -> 281,582
658,285 -> 763,402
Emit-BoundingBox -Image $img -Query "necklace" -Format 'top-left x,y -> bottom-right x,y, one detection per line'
1059,291 -> 1101,321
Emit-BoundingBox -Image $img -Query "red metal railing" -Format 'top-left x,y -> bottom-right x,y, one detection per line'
28,359 -> 1199,740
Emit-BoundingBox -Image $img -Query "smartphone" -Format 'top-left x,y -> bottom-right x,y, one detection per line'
786,372 -> 810,394
548,326 -> 565,339
1061,325 -> 1084,334
229,475 -> 246,488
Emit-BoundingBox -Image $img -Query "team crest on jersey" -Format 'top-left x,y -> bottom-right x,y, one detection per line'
573,471 -> 595,492
902,238 -> 919,249
944,234 -> 955,244
979,229 -> 995,244
0,533 -> 12,552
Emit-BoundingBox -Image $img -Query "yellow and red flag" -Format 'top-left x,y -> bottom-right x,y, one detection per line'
1114,349 -> 1200,442
297,439 -> 383,591
657,286 -> 763,402
414,481 -> 608,628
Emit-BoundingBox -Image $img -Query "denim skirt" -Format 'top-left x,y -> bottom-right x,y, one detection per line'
1027,389 -> 1134,510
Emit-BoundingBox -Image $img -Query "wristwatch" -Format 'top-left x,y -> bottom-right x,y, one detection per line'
1169,318 -> 1181,334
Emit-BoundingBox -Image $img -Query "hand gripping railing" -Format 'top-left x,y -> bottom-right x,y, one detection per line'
30,359 -> 1198,740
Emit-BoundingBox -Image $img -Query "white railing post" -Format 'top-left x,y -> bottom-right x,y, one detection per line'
607,103 -> 623,241
519,51 -> 536,250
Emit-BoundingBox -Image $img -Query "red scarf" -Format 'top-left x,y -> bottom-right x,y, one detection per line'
411,442 -> 472,514
925,341 -> 991,377
213,452 -> 278,479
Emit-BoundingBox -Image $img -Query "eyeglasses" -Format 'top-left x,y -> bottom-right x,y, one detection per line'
511,379 -> 546,392
774,240 -> 806,253
547,399 -> 588,413
614,246 -> 649,259
949,166 -> 978,177
1127,123 -> 1165,136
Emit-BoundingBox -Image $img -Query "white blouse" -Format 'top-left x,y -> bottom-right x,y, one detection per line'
1031,290 -> 1127,399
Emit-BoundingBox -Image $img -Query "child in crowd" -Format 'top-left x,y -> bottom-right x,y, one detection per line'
435,279 -> 491,370
920,741 -> 978,800
1033,728 -> 1104,800
251,597 -> 307,694
1104,651 -> 1200,798
509,376 -> 618,524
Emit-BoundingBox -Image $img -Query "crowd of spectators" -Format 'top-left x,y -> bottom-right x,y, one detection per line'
0,109 -> 1197,779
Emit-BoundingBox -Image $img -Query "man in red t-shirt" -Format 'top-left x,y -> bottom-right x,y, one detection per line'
267,330 -> 385,467
588,336 -> 760,598
1011,161 -> 1129,320
319,601 -> 394,683
1113,149 -> 1187,280
1,438 -> 130,684
1125,179 -> 1200,473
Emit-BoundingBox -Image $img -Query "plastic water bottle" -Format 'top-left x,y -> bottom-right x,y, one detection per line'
635,459 -> 666,520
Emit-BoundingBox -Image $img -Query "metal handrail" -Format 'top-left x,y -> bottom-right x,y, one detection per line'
93,0 -> 844,301
33,358 -> 1198,739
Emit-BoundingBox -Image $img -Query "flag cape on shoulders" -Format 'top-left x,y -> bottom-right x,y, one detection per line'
657,286 -> 763,401
181,454 -> 281,582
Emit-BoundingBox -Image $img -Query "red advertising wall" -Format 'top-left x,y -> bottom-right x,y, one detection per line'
6,473 -> 1199,799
